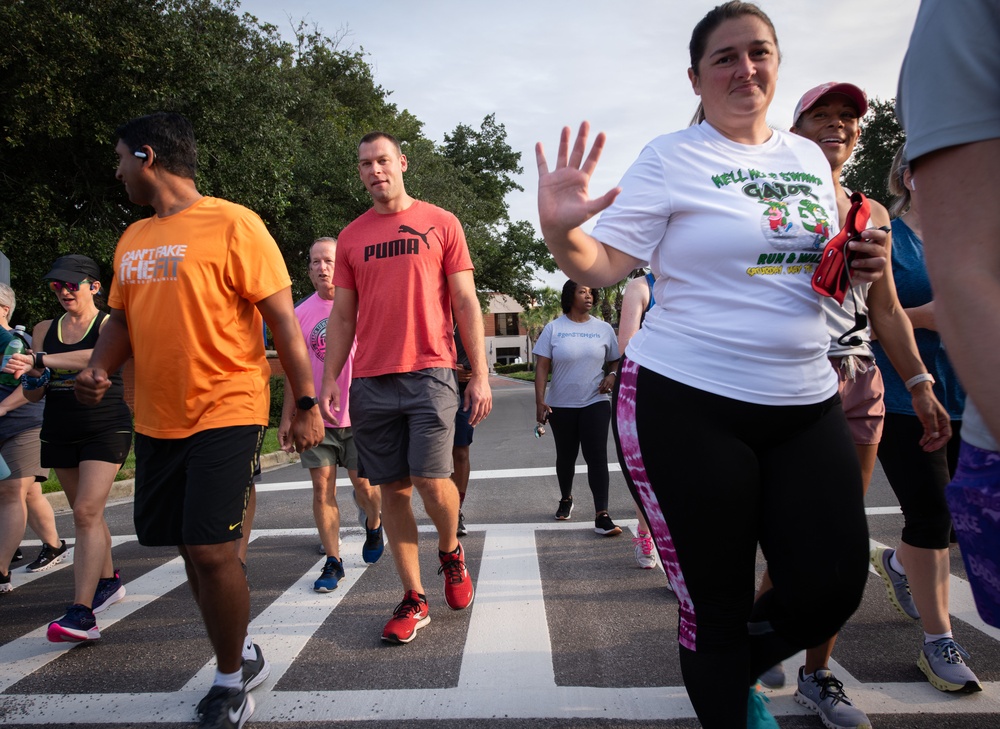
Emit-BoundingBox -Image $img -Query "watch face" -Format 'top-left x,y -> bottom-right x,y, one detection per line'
297,396 -> 317,410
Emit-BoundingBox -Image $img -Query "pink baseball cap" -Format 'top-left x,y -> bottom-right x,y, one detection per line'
793,82 -> 868,125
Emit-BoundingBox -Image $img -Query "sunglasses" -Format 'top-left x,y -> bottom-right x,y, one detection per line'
49,280 -> 93,293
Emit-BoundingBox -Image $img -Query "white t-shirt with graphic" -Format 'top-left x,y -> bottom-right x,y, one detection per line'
592,122 -> 840,406
534,315 -> 619,409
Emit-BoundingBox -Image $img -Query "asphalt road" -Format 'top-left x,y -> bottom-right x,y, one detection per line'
1,375 -> 998,728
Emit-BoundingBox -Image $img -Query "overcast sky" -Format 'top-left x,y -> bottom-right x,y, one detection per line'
237,0 -> 919,288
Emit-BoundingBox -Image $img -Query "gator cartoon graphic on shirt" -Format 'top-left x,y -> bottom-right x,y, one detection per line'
760,199 -> 793,235
798,199 -> 832,243
714,170 -> 832,255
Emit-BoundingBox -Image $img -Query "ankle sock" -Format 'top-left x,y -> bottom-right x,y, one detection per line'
242,635 -> 255,661
213,668 -> 242,689
889,550 -> 906,575
924,631 -> 953,644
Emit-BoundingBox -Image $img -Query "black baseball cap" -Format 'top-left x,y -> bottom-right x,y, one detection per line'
43,255 -> 101,284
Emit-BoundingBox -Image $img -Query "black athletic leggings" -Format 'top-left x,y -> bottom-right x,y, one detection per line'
877,413 -> 961,549
547,401 -> 611,513
613,361 -> 869,729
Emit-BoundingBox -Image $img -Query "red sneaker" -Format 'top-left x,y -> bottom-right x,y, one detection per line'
438,542 -> 474,610
381,591 -> 430,644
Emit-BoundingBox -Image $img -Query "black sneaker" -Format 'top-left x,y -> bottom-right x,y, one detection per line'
456,510 -> 468,537
196,685 -> 253,729
10,548 -> 23,567
26,540 -> 69,572
0,570 -> 11,593
241,643 -> 271,693
555,498 -> 574,520
594,512 -> 622,536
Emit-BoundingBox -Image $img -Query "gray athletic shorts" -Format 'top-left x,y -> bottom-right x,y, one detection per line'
301,426 -> 358,471
0,427 -> 48,481
349,368 -> 458,484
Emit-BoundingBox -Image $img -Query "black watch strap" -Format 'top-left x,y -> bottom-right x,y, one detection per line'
296,396 -> 318,410
34,352 -> 46,369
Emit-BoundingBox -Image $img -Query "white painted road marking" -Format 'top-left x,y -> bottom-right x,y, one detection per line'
0,525 -> 995,724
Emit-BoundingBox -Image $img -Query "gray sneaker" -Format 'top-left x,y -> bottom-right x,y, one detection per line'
794,667 -> 872,729
758,662 -> 785,689
870,547 -> 919,620
918,638 -> 982,693
351,489 -> 367,529
195,644 -> 270,718
241,643 -> 271,693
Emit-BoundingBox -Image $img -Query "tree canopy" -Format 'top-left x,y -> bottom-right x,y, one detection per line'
0,0 -> 552,326
843,97 -> 905,209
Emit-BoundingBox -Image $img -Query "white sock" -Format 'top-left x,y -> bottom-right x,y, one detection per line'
213,668 -> 243,690
924,631 -> 953,644
242,635 -> 255,661
889,550 -> 906,575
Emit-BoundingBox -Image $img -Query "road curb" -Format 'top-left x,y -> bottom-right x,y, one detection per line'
43,450 -> 300,513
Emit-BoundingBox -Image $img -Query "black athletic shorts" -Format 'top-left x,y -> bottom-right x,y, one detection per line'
133,425 -> 264,547
41,429 -> 133,469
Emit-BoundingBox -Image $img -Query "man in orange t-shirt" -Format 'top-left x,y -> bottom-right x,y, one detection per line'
76,112 -> 322,728
320,131 -> 492,645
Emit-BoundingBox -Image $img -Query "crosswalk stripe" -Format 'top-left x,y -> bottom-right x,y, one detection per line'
1,524 -> 997,724
459,527 -> 555,691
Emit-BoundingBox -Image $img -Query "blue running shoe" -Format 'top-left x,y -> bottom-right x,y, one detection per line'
93,569 -> 126,614
47,603 -> 100,643
363,525 -> 384,564
313,557 -> 345,592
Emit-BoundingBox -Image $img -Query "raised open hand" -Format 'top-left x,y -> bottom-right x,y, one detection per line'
536,122 -> 621,241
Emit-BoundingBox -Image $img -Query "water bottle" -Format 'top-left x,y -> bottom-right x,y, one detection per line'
0,324 -> 28,387
2,325 -> 26,365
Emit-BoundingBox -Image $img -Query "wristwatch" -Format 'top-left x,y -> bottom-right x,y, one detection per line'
296,396 -> 318,410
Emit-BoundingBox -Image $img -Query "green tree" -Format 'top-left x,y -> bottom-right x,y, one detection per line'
842,97 -> 905,208
0,0 -> 552,325
521,286 -> 561,367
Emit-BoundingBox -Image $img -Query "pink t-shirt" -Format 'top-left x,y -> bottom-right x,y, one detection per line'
295,292 -> 354,428
334,201 -> 473,378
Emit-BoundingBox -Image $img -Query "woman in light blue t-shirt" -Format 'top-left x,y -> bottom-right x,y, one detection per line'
533,280 -> 620,535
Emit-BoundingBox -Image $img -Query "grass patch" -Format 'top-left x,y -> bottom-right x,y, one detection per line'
507,371 -> 548,383
41,426 -> 283,494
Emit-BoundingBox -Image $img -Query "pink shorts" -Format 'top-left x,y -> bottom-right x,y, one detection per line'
830,356 -> 885,446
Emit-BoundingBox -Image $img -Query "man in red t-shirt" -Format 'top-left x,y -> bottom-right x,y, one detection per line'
320,131 -> 492,644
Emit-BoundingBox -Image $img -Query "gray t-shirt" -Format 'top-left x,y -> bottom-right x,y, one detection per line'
534,315 -> 619,409
897,0 -> 1000,160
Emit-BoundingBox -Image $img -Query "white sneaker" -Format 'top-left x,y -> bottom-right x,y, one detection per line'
633,533 -> 656,569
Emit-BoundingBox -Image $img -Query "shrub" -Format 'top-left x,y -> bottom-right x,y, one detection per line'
494,362 -> 533,374
269,375 -> 285,428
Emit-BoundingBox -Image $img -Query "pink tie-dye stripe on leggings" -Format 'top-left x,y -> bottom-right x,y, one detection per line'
616,359 -> 696,650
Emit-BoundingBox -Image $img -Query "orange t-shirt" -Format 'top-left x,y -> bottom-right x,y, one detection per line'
108,197 -> 291,438
334,201 -> 473,377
